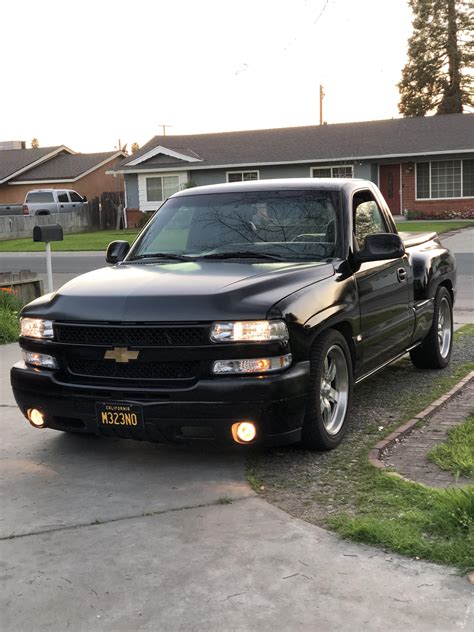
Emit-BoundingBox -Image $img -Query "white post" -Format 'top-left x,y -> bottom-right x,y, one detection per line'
45,242 -> 53,293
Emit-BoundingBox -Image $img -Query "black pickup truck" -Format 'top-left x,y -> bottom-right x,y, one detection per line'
11,179 -> 456,450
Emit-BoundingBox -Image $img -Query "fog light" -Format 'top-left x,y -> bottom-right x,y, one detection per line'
232,421 -> 257,444
27,408 -> 45,428
23,351 -> 58,370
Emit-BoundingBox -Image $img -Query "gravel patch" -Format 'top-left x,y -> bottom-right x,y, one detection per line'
248,329 -> 474,526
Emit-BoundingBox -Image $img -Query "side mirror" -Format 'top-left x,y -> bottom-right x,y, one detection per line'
82,195 -> 87,202
106,240 -> 130,264
353,233 -> 405,264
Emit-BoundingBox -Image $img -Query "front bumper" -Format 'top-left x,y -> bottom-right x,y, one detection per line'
11,361 -> 310,446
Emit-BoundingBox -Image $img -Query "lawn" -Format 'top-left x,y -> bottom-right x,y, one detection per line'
395,220 -> 472,234
329,473 -> 473,571
0,229 -> 140,252
427,415 -> 474,480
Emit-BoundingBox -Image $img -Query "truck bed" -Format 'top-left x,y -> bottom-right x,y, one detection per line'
398,231 -> 437,248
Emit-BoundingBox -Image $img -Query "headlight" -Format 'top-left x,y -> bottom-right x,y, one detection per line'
213,354 -> 292,375
20,318 -> 54,339
210,320 -> 289,343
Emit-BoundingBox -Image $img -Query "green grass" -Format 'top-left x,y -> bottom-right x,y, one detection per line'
329,475 -> 474,571
0,289 -> 23,343
0,229 -> 139,252
427,415 -> 474,480
396,220 -> 472,234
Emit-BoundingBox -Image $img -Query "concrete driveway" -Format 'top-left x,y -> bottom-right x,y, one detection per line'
1,344 -> 473,631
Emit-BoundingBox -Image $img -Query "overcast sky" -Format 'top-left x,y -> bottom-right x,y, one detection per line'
1,0 -> 413,152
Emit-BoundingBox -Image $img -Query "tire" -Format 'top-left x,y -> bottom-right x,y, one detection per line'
410,286 -> 453,369
301,329 -> 353,451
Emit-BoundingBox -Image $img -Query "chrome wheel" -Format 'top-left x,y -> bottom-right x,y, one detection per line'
438,296 -> 452,359
319,345 -> 349,435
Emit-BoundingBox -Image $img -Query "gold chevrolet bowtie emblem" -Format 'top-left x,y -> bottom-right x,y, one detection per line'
104,347 -> 140,363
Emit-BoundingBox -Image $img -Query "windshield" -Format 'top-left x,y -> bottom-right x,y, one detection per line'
127,190 -> 340,262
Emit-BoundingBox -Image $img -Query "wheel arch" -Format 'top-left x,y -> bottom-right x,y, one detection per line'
438,279 -> 454,304
309,318 -> 357,373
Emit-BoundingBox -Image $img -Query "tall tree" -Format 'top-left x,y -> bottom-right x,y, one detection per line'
398,0 -> 473,116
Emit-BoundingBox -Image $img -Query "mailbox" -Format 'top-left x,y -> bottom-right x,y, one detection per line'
32,224 -> 64,293
33,224 -> 64,243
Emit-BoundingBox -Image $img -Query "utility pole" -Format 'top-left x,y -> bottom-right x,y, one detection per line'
319,85 -> 325,125
158,124 -> 172,136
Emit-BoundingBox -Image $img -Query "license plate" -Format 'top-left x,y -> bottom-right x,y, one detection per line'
96,402 -> 144,435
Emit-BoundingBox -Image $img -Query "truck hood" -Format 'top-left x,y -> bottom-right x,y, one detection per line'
24,260 -> 334,322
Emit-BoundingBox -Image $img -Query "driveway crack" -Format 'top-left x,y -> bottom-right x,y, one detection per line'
0,494 -> 255,542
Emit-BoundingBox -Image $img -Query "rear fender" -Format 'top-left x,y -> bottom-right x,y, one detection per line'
407,240 -> 456,302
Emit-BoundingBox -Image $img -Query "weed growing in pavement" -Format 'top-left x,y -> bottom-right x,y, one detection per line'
217,496 -> 233,505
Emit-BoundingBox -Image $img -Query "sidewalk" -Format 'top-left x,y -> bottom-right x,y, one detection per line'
382,377 -> 474,487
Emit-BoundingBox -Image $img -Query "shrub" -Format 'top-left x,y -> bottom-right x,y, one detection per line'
0,287 -> 23,344
135,211 -> 155,229
404,208 -> 474,220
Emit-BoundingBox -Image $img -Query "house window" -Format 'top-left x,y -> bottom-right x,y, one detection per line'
431,161 -> 461,198
463,159 -> 474,197
312,165 -> 353,178
226,171 -> 259,182
146,175 -> 180,202
416,160 -> 474,199
416,162 -> 430,198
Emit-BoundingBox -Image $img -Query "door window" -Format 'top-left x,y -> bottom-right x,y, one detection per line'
353,190 -> 388,246
69,192 -> 83,202
57,192 -> 69,203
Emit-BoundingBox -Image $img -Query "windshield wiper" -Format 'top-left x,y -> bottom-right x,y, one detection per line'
198,250 -> 286,261
127,252 -> 194,262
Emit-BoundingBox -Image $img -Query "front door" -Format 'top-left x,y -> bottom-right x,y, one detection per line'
379,164 -> 401,216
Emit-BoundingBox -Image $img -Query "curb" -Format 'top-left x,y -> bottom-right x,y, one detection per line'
368,371 -> 474,470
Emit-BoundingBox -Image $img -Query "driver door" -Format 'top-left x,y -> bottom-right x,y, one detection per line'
353,190 -> 414,374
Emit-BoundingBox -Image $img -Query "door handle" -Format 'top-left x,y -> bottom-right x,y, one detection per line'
397,267 -> 407,282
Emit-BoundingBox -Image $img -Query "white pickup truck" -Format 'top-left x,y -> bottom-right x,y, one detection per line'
23,189 -> 87,216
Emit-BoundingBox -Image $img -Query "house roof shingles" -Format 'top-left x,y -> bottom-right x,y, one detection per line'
13,151 -> 121,182
120,114 -> 474,171
0,146 -> 64,181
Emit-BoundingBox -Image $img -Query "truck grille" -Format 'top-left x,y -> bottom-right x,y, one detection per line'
55,324 -> 209,347
67,358 -> 199,381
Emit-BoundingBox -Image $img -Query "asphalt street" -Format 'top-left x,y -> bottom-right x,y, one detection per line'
0,228 -> 473,630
